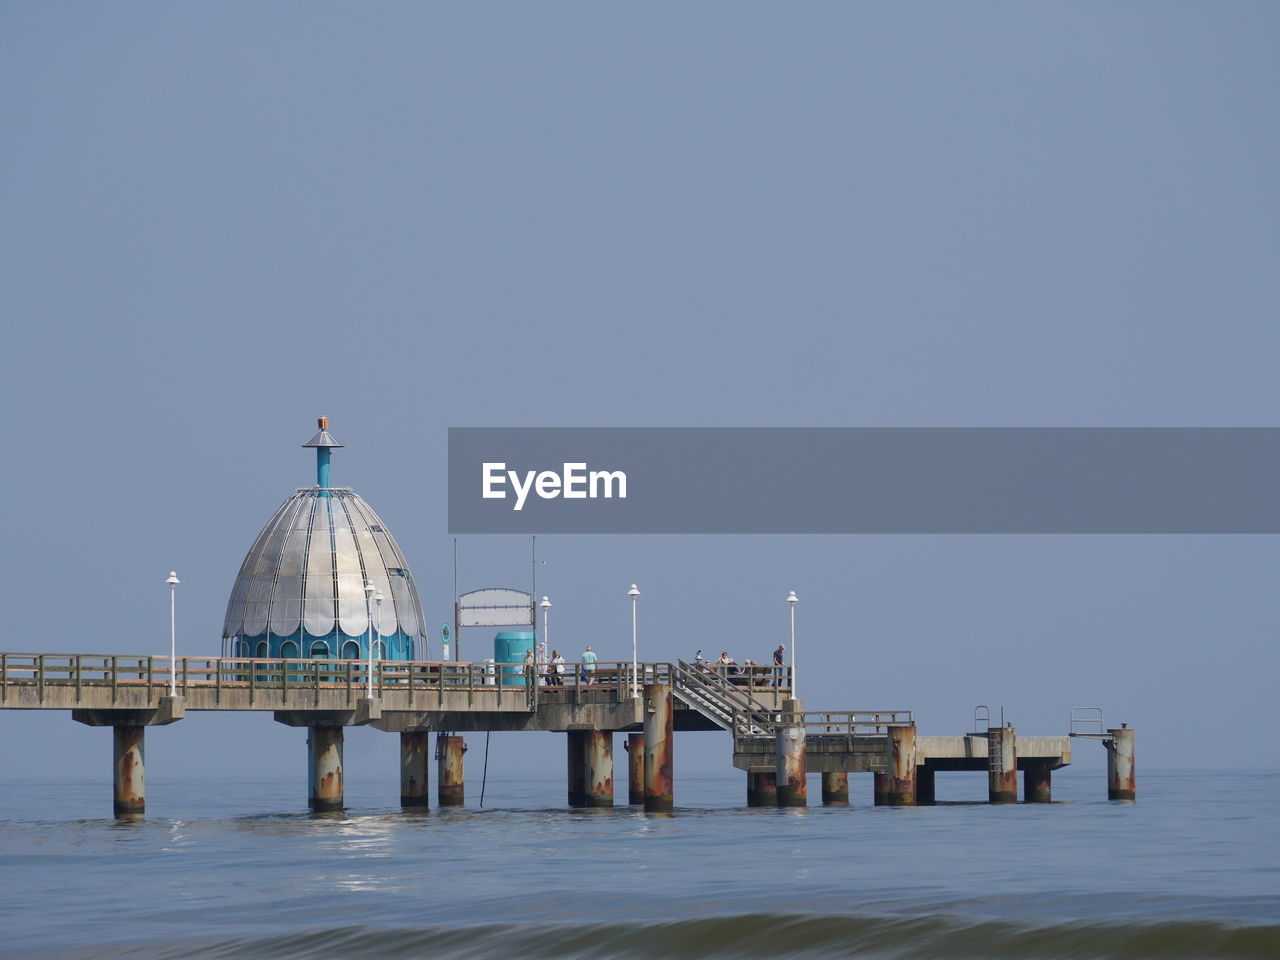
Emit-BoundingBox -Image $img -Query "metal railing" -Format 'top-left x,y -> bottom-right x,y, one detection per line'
0,653 -> 674,710
731,709 -> 914,751
1069,706 -> 1105,736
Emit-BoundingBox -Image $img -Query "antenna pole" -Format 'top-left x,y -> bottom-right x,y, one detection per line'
453,538 -> 459,662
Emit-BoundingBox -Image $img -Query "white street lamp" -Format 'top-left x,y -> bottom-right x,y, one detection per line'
787,590 -> 798,700
165,571 -> 180,696
628,584 -> 640,697
364,582 -> 376,698
539,596 -> 551,666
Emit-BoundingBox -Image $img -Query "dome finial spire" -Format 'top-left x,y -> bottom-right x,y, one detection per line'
302,417 -> 344,488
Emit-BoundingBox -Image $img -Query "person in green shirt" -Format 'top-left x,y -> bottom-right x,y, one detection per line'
581,645 -> 598,684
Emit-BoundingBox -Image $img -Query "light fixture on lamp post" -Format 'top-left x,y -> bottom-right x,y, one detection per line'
165,571 -> 180,696
628,584 -> 640,697
539,596 -> 551,666
787,590 -> 798,700
364,582 -> 376,698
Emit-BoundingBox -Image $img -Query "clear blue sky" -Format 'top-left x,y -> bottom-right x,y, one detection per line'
2,3 -> 1276,793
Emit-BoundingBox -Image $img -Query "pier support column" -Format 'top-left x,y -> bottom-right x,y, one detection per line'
916,766 -> 936,805
113,725 -> 145,819
626,733 -> 644,805
747,771 -> 778,806
437,734 -> 465,807
584,731 -> 614,807
873,772 -> 888,805
821,771 -> 849,805
1024,762 -> 1053,803
775,699 -> 807,807
566,731 -> 588,808
307,726 -> 344,812
400,732 -> 429,808
1106,727 -> 1135,801
987,726 -> 1017,803
643,683 -> 674,813
886,724 -> 917,806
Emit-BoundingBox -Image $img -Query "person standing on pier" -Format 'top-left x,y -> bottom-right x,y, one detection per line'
773,644 -> 785,687
581,645 -> 598,684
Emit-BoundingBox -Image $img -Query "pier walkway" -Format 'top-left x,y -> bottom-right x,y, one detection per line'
0,651 -> 1131,817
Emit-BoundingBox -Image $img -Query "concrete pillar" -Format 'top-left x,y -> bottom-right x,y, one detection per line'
886,724 -> 917,806
873,772 -> 889,806
916,766 -> 936,805
626,733 -> 644,805
566,731 -> 588,808
747,771 -> 778,806
112,725 -> 145,819
437,734 -> 465,807
308,726 -> 344,812
775,698 -> 806,807
643,683 -> 674,813
821,771 -> 849,805
1024,762 -> 1052,803
584,731 -> 614,807
1106,727 -> 1135,801
400,731 -> 429,808
987,725 -> 1017,803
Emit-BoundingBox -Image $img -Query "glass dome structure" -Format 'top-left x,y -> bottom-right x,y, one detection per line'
222,419 -> 428,662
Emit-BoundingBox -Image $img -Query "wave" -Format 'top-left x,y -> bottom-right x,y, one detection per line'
19,913 -> 1280,960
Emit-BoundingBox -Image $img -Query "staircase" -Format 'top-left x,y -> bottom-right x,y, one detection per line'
673,660 -> 778,736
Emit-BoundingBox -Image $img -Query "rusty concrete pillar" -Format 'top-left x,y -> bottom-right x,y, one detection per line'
775,698 -> 807,807
821,771 -> 849,805
1106,727 -> 1135,801
566,731 -> 588,808
584,731 -> 614,807
437,734 -> 465,807
643,683 -> 674,813
1024,762 -> 1052,803
112,725 -> 145,819
873,772 -> 889,805
916,766 -> 936,805
987,725 -> 1017,803
400,731 -> 429,807
626,733 -> 644,805
308,726 -> 344,812
886,724 -> 917,806
747,771 -> 778,806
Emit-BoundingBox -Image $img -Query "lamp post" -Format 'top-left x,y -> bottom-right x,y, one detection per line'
628,584 -> 640,697
364,582 -> 375,698
165,571 -> 180,696
787,590 -> 798,700
539,596 -> 551,665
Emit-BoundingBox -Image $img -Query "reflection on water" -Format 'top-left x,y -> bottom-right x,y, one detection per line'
0,772 -> 1276,958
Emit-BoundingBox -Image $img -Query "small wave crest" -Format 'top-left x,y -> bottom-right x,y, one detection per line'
26,912 -> 1280,960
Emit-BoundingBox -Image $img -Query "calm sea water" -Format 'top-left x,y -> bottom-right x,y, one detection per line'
1,770 -> 1276,959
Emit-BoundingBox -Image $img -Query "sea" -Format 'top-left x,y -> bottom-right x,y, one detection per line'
1,769 -> 1276,959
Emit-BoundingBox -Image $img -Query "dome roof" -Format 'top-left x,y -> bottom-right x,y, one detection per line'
222,420 -> 427,652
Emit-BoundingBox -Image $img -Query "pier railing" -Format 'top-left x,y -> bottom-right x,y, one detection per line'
0,653 -> 681,711
731,709 -> 914,750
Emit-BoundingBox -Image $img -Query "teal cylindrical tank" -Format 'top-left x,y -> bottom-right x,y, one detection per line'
494,631 -> 535,686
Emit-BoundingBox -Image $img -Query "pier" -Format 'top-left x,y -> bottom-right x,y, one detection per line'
0,652 -> 1131,817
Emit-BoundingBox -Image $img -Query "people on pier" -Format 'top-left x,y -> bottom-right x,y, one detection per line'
545,650 -> 565,686
581,645 -> 598,684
